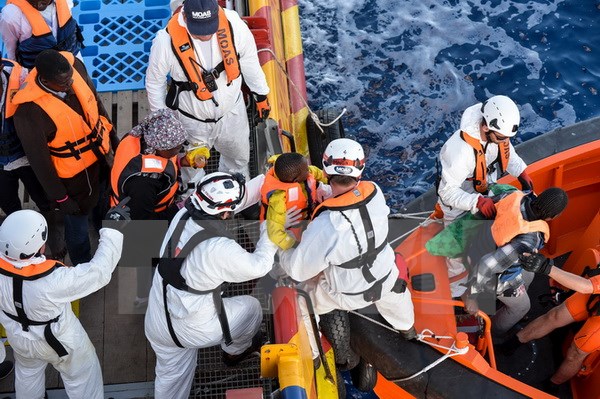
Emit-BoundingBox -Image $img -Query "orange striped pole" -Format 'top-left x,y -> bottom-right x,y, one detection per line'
280,0 -> 309,156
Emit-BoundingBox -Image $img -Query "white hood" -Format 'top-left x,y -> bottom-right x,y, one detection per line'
459,103 -> 484,141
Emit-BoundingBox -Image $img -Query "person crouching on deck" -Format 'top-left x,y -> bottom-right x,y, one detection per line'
145,172 -> 279,399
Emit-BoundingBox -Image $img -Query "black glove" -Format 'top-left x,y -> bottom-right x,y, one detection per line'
105,197 -> 131,221
104,197 -> 131,232
519,253 -> 553,275
57,196 -> 81,215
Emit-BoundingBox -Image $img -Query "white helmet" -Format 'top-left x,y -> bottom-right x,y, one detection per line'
322,138 -> 365,178
0,210 -> 48,261
481,95 -> 520,137
190,172 -> 246,215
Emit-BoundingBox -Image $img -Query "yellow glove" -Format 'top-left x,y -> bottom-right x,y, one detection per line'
185,147 -> 210,168
267,154 -> 281,165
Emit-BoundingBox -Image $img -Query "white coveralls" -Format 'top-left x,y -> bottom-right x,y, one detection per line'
146,10 -> 269,180
279,182 -> 414,333
144,175 -> 278,399
0,228 -> 123,399
437,103 -> 527,296
0,0 -> 82,64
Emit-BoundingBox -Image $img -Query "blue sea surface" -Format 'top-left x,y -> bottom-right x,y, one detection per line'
299,0 -> 600,212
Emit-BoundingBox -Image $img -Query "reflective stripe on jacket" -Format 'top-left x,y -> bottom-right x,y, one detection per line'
491,191 -> 549,247
110,134 -> 179,213
460,131 -> 510,194
166,8 -> 240,102
12,52 -> 110,178
7,0 -> 82,69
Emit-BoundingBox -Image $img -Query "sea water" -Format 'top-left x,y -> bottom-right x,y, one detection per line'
299,0 -> 600,212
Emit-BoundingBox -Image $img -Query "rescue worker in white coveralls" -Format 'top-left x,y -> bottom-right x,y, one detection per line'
145,172 -> 281,399
145,0 -> 270,182
278,138 -> 415,370
0,205 -> 126,399
437,95 -> 534,297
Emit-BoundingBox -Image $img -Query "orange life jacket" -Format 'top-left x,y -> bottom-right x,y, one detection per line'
2,59 -> 22,118
460,131 -> 510,194
259,168 -> 318,241
0,256 -> 62,280
110,135 -> 179,213
12,52 -> 111,179
312,180 -> 377,219
491,191 -> 550,247
166,8 -> 240,102
7,0 -> 82,69
8,0 -> 72,36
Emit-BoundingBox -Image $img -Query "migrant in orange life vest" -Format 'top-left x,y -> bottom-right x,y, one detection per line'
12,51 -> 111,179
4,0 -> 83,68
259,167 -> 318,249
491,191 -> 550,247
110,135 -> 179,213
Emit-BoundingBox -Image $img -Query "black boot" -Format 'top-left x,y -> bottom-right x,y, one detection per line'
222,331 -> 263,367
0,360 -> 14,380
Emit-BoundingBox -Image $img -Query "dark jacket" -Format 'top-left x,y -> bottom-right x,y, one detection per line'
13,58 -> 116,214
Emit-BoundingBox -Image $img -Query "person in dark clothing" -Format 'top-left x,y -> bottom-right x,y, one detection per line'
12,49 -> 117,265
111,108 -> 185,221
0,58 -> 66,259
110,108 -> 186,309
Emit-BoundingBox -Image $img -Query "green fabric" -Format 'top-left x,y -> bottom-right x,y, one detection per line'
426,184 -> 518,257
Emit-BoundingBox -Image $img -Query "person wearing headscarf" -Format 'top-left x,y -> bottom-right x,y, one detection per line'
110,108 -> 186,221
110,108 -> 187,310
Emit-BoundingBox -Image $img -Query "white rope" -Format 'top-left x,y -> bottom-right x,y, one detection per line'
256,48 -> 347,133
391,211 -> 433,217
387,217 -> 442,246
392,343 -> 467,382
388,214 -> 430,220
347,313 -> 469,382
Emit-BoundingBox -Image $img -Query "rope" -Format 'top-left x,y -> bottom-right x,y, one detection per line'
388,217 -> 442,246
347,312 -> 469,382
256,48 -> 347,133
391,342 -> 467,382
339,210 -> 363,255
389,210 -> 433,219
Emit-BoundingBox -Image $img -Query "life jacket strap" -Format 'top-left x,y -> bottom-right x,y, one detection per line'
4,278 -> 67,357
157,218 -> 234,347
342,271 -> 392,302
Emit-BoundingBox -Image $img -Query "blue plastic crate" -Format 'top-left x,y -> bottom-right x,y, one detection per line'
0,0 -> 168,91
73,0 -> 170,92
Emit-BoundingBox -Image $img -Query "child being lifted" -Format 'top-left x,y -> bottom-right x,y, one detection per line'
260,152 -> 329,250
